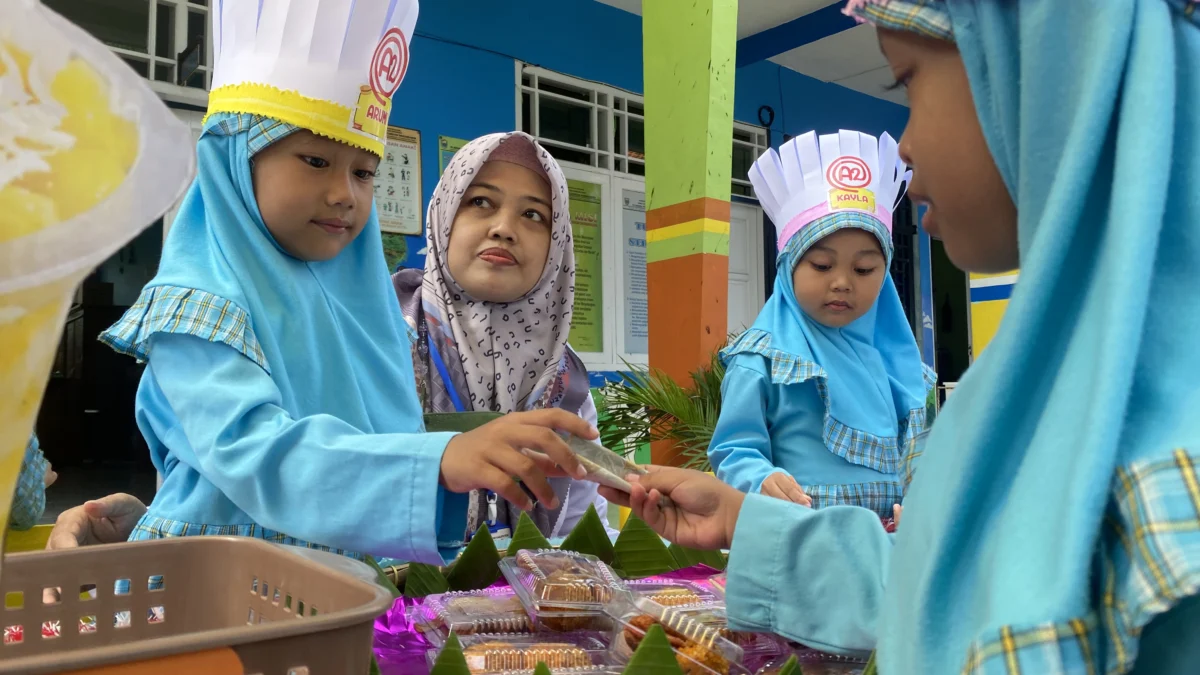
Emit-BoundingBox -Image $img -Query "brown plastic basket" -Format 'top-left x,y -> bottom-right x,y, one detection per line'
0,536 -> 392,674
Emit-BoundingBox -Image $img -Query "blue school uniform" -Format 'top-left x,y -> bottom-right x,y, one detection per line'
724,1 -> 1200,673
101,115 -> 466,564
710,215 -> 934,517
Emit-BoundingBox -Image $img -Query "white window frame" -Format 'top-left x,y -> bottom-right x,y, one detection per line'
516,64 -> 769,372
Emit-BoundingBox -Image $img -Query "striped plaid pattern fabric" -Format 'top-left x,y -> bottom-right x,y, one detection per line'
129,514 -> 363,559
205,112 -> 300,156
787,211 -> 896,264
803,481 -> 904,518
723,329 -> 931,476
99,286 -> 269,373
843,0 -> 954,42
956,449 -> 1200,674
10,435 -> 48,531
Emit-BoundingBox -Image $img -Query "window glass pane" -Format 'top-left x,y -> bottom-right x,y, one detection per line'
628,117 -> 644,159
732,143 -> 755,184
628,161 -> 645,177
188,0 -> 207,6
544,144 -> 592,167
521,92 -> 532,134
612,113 -> 625,156
540,80 -> 590,103
154,63 -> 173,82
120,55 -> 150,78
187,10 -> 207,63
538,97 -> 591,149
731,183 -> 752,197
155,3 -> 175,58
46,0 -> 150,53
185,68 -> 206,89
628,102 -> 644,117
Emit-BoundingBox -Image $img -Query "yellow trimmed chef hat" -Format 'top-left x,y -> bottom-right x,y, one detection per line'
206,0 -> 419,157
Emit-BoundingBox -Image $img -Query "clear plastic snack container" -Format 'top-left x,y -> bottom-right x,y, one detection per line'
427,632 -> 611,674
499,549 -> 630,632
608,596 -> 752,675
626,578 -> 720,608
414,587 -> 533,641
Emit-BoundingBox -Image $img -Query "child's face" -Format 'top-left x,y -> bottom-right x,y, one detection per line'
252,130 -> 380,262
446,161 -> 552,303
878,29 -> 1019,274
791,228 -> 887,329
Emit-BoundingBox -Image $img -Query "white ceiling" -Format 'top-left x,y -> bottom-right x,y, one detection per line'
593,0 -> 906,106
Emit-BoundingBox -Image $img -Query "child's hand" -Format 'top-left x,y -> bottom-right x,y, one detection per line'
598,466 -> 745,551
43,463 -> 57,488
439,409 -> 594,511
47,493 -> 148,550
893,504 -> 902,527
760,472 -> 811,506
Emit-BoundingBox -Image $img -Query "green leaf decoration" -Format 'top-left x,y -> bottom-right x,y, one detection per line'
862,650 -> 878,675
403,562 -> 450,599
667,543 -> 728,572
364,555 -> 402,598
429,632 -> 472,675
506,510 -> 553,557
777,654 -> 803,675
445,524 -> 501,591
531,664 -> 554,675
614,515 -> 676,579
558,503 -> 616,564
624,623 -> 686,675
369,655 -> 381,675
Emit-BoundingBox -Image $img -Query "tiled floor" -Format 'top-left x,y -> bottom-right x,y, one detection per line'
41,463 -> 157,526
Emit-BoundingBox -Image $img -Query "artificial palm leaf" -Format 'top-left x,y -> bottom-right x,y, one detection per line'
445,525 -> 501,591
531,664 -> 554,675
863,650 -> 878,675
429,632 -> 472,675
777,654 -> 803,675
364,555 -> 402,599
403,562 -> 449,598
558,503 -> 616,564
506,511 -> 553,557
667,543 -> 727,572
613,515 -> 676,579
624,623 -> 687,674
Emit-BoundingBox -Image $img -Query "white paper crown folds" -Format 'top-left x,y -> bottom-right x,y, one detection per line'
749,129 -> 911,252
207,0 -> 419,157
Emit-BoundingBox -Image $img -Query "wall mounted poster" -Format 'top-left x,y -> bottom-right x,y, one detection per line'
568,180 -> 604,353
621,190 -> 648,354
439,135 -> 468,174
375,126 -> 422,235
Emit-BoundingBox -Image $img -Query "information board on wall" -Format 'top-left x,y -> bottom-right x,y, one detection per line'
375,126 -> 422,235
621,190 -> 648,354
439,135 -> 468,174
568,180 -> 604,353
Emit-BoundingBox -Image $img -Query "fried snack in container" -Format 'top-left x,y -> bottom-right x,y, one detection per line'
0,0 -> 194,566
499,549 -> 630,632
415,588 -> 533,640
426,632 -> 610,674
610,597 -> 751,675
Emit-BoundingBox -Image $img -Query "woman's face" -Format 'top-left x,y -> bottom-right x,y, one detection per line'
446,160 -> 553,303
878,28 -> 1019,274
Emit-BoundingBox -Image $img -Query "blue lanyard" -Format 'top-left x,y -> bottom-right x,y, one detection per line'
425,333 -> 466,413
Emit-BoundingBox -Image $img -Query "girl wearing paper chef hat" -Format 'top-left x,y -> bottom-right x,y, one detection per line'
98,0 -> 593,564
708,130 -> 934,519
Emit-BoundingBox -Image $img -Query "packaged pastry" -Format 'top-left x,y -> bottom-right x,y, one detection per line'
610,597 -> 750,675
626,579 -> 719,607
427,633 -> 609,674
708,572 -> 727,599
756,651 -> 868,675
0,0 -> 193,563
415,588 -> 533,639
665,603 -> 787,668
499,549 -> 630,631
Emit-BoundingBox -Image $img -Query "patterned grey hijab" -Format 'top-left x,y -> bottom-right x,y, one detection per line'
422,131 -> 575,414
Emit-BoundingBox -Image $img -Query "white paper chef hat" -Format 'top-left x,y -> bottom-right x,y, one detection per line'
749,130 -> 911,252
207,0 -> 419,157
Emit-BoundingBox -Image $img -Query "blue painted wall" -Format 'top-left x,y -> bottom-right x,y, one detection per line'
388,0 -> 910,269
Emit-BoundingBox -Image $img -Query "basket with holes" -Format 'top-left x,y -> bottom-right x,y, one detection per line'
0,536 -> 392,674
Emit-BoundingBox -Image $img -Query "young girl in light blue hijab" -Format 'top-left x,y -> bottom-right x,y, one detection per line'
602,1 -> 1200,671
709,130 -> 933,517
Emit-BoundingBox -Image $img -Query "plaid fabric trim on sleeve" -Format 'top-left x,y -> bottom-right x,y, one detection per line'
957,449 -> 1200,675
99,286 -> 269,373
9,435 -> 48,531
843,0 -> 954,42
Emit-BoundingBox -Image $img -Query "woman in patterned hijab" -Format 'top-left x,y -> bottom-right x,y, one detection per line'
394,132 -> 612,539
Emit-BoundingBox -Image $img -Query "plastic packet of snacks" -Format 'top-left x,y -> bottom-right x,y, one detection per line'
499,549 -> 631,632
0,0 -> 193,569
625,578 -> 721,608
608,597 -> 754,675
426,632 -> 612,674
756,650 -> 869,675
413,587 -> 533,640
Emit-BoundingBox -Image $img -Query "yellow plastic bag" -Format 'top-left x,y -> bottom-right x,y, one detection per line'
0,0 -> 195,568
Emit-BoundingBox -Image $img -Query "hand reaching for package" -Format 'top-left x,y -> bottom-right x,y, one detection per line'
760,472 -> 812,506
440,409 -> 594,511
598,466 -> 746,551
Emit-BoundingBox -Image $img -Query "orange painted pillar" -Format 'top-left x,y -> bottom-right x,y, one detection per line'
642,0 -> 737,465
